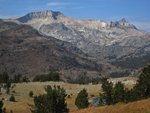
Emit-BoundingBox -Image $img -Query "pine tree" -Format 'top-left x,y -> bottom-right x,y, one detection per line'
13,74 -> 22,83
0,101 -> 3,113
132,65 -> 150,100
9,95 -> 15,102
113,82 -> 125,103
22,76 -> 29,83
75,89 -> 89,109
0,72 -> 9,84
31,85 -> 68,113
29,91 -> 34,98
101,78 -> 113,105
6,80 -> 11,94
124,88 -> 133,103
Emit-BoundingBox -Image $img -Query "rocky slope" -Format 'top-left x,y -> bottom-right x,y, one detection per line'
11,10 -> 150,77
0,19 -> 101,82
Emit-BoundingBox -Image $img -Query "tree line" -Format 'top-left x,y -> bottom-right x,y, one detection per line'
32,72 -> 60,82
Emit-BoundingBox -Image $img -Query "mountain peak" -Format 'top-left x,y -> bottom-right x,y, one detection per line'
110,18 -> 137,29
17,10 -> 63,23
119,18 -> 127,23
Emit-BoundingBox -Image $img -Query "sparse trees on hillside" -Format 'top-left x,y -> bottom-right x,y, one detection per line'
75,89 -> 89,109
101,78 -> 135,104
100,64 -> 150,105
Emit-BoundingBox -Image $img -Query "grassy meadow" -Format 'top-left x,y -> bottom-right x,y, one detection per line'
0,77 -> 142,113
1,81 -> 101,113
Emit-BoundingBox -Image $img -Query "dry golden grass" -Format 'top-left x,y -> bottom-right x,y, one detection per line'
71,98 -> 150,113
0,77 -> 139,113
1,81 -> 101,113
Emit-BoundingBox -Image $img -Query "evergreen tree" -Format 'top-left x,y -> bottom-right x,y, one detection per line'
0,101 -> 3,113
13,74 -> 22,83
32,72 -> 60,82
124,88 -> 133,103
75,89 -> 89,109
0,72 -> 9,84
113,82 -> 125,103
10,110 -> 13,113
22,76 -> 29,83
132,65 -> 150,100
29,91 -> 34,98
6,80 -> 11,94
9,95 -> 15,102
101,78 -> 113,105
138,66 -> 150,97
49,72 -> 60,81
31,85 -> 68,113
3,108 -> 6,113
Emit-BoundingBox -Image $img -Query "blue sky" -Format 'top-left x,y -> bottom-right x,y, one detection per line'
0,0 -> 150,32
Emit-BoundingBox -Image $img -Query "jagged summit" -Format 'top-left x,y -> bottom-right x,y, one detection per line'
119,18 -> 127,23
17,10 -> 63,23
16,10 -> 138,30
110,18 -> 137,29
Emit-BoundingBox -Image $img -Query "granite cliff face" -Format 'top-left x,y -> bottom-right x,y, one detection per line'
6,10 -> 150,77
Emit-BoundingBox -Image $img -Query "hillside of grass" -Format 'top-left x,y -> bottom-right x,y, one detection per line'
71,98 -> 150,113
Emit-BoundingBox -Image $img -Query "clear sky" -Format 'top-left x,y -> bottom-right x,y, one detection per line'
0,0 -> 150,32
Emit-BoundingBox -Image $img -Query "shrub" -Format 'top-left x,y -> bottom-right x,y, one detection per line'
12,90 -> 16,94
92,78 -> 101,85
12,74 -> 22,83
75,89 -> 89,109
67,95 -> 71,98
3,108 -> 6,113
29,91 -> 34,98
0,72 -> 9,84
0,100 -> 3,113
22,76 -> 30,83
9,95 -> 15,102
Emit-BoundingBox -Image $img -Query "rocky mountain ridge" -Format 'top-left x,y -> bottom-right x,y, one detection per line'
0,19 -> 101,82
5,10 -> 150,77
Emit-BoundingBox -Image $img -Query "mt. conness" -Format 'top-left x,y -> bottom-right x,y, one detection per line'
1,10 -> 150,81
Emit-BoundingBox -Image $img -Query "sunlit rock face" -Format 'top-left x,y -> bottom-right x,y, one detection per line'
12,10 -> 150,77
0,20 -> 102,82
